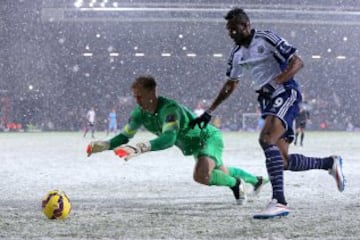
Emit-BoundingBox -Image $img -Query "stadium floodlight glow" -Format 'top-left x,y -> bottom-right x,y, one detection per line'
336,55 -> 346,59
89,0 -> 96,7
83,53 -> 93,57
135,53 -> 144,57
161,53 -> 171,57
74,0 -> 83,8
100,0 -> 108,8
109,52 -> 119,57
186,53 -> 197,57
213,53 -> 223,58
311,55 -> 321,59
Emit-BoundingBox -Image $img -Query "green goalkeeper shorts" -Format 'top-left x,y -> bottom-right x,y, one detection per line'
194,130 -> 224,168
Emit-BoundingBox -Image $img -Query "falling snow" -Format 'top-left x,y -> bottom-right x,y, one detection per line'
1,0 -> 360,132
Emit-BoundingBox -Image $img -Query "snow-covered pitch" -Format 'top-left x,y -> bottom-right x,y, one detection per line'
1,131 -> 358,239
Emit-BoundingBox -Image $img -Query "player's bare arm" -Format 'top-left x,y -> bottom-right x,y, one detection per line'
274,54 -> 304,84
208,79 -> 239,112
189,79 -> 239,129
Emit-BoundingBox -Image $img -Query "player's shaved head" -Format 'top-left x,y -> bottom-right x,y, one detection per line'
132,75 -> 157,91
224,7 -> 250,24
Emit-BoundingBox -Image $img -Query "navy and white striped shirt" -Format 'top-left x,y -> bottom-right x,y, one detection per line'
226,29 -> 298,95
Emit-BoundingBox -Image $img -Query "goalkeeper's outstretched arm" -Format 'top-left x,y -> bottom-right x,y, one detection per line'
148,130 -> 177,151
86,133 -> 130,157
113,130 -> 177,161
87,110 -> 141,157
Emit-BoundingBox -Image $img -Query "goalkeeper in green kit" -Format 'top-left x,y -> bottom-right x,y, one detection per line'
86,75 -> 268,204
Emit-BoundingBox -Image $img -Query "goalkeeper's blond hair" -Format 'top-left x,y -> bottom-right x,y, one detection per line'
132,75 -> 157,91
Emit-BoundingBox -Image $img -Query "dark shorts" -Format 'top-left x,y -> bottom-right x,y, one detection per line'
296,121 -> 306,129
258,87 -> 302,143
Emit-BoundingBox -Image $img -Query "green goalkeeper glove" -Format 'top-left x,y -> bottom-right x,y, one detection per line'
114,142 -> 151,161
86,141 -> 110,157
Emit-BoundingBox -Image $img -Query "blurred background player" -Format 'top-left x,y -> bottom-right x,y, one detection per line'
107,108 -> 118,136
193,101 -> 205,117
83,107 -> 96,138
294,104 -> 310,146
87,75 -> 268,204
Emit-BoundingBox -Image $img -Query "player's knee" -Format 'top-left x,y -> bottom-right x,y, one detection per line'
258,137 -> 272,150
193,172 -> 210,185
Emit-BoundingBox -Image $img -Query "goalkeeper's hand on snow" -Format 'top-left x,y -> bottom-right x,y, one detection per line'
114,142 -> 151,161
86,141 -> 110,157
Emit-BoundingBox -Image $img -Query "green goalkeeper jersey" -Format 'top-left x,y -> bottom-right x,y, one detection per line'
109,96 -> 219,156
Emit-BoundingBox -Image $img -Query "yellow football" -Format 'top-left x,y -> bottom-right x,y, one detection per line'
41,189 -> 71,220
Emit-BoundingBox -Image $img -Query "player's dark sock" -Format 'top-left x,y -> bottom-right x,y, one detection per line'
300,133 -> 304,146
287,154 -> 333,171
264,145 -> 286,205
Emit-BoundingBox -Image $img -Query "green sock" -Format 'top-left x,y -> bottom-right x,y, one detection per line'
208,169 -> 236,187
228,167 -> 258,185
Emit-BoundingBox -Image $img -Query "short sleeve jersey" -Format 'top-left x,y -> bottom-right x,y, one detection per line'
226,29 -> 298,92
87,110 -> 95,123
109,112 -> 117,124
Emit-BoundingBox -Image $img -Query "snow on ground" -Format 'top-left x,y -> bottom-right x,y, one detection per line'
0,131 -> 359,239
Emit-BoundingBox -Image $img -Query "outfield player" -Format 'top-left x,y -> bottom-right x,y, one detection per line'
83,107 -> 96,138
87,75 -> 268,205
193,102 -> 205,117
294,105 -> 310,146
189,8 -> 345,219
107,108 -> 118,135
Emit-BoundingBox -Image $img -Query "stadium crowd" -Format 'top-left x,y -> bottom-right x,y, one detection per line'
1,0 -> 359,131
